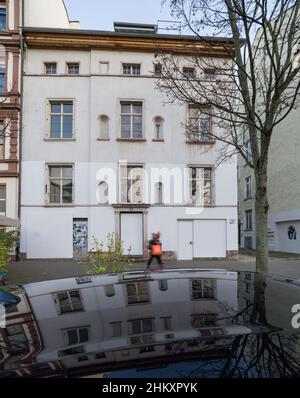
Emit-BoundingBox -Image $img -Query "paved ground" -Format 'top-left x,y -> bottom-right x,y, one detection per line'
5,253 -> 300,285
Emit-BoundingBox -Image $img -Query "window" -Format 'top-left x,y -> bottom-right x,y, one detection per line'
45,63 -> 57,75
154,64 -> 162,77
183,67 -> 195,79
63,327 -> 89,345
48,165 -> 73,204
161,316 -> 172,330
128,319 -> 154,345
110,322 -> 122,337
0,5 -> 6,31
0,185 -> 6,215
243,134 -> 252,161
158,280 -> 168,291
245,176 -> 252,199
189,167 -> 213,205
155,182 -> 163,204
126,282 -> 149,304
49,101 -> 74,139
188,106 -> 213,142
123,64 -> 141,75
154,116 -> 164,140
120,164 -> 144,204
0,121 -> 5,158
55,290 -> 83,314
99,115 -> 109,139
191,279 -> 215,299
204,69 -> 215,80
99,61 -> 109,74
67,63 -> 80,75
191,314 -> 217,327
120,101 -> 143,139
6,325 -> 28,354
245,209 -> 253,231
0,63 -> 5,93
244,282 -> 251,294
104,285 -> 115,297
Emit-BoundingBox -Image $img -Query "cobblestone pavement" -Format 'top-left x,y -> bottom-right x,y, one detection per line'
5,254 -> 300,285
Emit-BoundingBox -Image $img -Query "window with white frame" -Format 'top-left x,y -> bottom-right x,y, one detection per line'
49,101 -> 74,139
54,290 -> 83,314
154,116 -> 164,140
0,62 -> 5,93
189,167 -> 213,205
188,106 -> 213,142
245,209 -> 253,231
123,64 -> 141,75
47,165 -> 73,205
183,67 -> 195,79
245,176 -> 252,199
204,69 -> 215,80
128,318 -> 154,345
0,185 -> 6,215
63,327 -> 89,345
126,282 -> 149,304
67,63 -> 80,75
120,101 -> 143,139
154,64 -> 162,77
120,164 -> 144,204
191,279 -> 216,300
0,4 -> 6,31
45,63 -> 57,75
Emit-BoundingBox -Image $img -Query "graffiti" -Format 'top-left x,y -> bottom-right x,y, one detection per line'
73,220 -> 88,255
288,226 -> 297,240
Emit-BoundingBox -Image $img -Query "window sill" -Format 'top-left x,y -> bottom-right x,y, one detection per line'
97,138 -> 110,141
116,138 -> 146,142
44,138 -> 76,142
44,204 -> 75,208
186,140 -> 216,145
152,139 -> 164,142
244,197 -> 253,201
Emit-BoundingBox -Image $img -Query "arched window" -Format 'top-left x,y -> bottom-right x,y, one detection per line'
155,182 -> 163,204
97,181 -> 109,204
99,114 -> 109,139
153,116 -> 164,140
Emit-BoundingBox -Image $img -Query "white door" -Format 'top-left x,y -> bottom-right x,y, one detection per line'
120,213 -> 143,256
193,220 -> 226,258
177,221 -> 194,260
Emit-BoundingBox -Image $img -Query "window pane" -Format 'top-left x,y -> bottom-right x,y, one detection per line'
49,167 -> 61,177
62,115 -> 73,138
67,330 -> 78,345
132,321 -> 142,335
79,328 -> 89,343
121,104 -> 130,114
0,186 -> 6,200
0,201 -> 5,213
121,115 -> 131,124
51,103 -> 61,113
62,180 -> 73,203
0,8 -> 6,31
50,115 -> 61,138
62,167 -> 72,178
63,103 -> 73,114
142,319 -> 152,333
50,180 -> 60,203
132,104 -> 142,114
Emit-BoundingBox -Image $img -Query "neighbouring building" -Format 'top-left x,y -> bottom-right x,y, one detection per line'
20,0 -> 238,260
0,0 -> 22,224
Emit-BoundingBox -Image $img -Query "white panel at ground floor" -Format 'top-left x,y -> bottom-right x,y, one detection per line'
20,205 -> 238,259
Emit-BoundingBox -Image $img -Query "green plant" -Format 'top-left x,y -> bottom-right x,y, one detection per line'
84,233 -> 134,275
0,230 -> 17,274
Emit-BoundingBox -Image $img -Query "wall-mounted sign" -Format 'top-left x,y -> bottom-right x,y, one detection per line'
288,226 -> 297,240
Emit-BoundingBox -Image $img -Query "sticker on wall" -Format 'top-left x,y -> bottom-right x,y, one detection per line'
73,219 -> 88,255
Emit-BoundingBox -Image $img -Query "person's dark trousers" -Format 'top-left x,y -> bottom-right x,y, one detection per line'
147,255 -> 162,268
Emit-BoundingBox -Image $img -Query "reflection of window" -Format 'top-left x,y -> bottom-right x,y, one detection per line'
63,327 -> 89,345
0,5 -> 6,31
105,285 -> 115,297
67,63 -> 80,75
97,181 -> 109,204
158,280 -> 168,291
191,314 -> 217,327
161,316 -> 172,330
49,101 -> 74,139
123,64 -> 141,75
128,318 -> 154,345
188,106 -> 212,142
99,115 -> 109,139
120,102 -> 143,139
154,116 -> 164,140
155,182 -> 163,204
126,282 -> 149,304
191,279 -> 215,299
183,67 -> 195,79
45,63 -> 57,75
6,325 -> 28,354
48,165 -> 73,204
120,164 -> 144,204
189,167 -> 213,205
0,63 -> 5,93
55,290 -> 83,314
110,322 -> 122,337
0,186 -> 5,215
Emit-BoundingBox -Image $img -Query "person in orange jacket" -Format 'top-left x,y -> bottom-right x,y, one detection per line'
147,232 -> 163,269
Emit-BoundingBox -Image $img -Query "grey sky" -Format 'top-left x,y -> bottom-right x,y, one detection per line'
64,0 -> 176,32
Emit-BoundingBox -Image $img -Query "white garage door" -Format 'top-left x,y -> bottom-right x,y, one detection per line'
277,221 -> 300,254
120,213 -> 143,256
177,219 -> 227,259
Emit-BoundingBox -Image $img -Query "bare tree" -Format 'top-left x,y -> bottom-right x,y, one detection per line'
157,0 -> 300,273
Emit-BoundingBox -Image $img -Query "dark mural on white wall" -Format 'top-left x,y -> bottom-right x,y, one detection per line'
288,226 -> 297,240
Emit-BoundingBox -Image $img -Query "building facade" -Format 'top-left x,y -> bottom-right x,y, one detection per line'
20,2 -> 238,260
0,0 -> 22,224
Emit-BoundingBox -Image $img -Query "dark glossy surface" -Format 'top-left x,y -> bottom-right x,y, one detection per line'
0,268 -> 300,378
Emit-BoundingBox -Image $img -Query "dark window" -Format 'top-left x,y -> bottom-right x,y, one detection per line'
45,63 -> 57,75
64,327 -> 89,345
67,63 -> 80,75
0,64 -> 5,93
245,209 -> 253,231
183,67 -> 195,79
204,69 -> 215,80
123,64 -> 141,75
154,64 -> 162,77
0,5 -> 6,31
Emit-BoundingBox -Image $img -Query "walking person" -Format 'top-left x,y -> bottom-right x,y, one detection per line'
147,232 -> 164,269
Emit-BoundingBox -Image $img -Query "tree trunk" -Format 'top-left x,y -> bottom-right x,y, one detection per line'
255,164 -> 269,274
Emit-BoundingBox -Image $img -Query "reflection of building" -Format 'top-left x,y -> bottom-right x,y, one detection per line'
0,1 -> 22,225
21,270 -> 240,376
20,0 -> 238,261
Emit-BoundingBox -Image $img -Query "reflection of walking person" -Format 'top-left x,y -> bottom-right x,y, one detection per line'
147,232 -> 164,269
